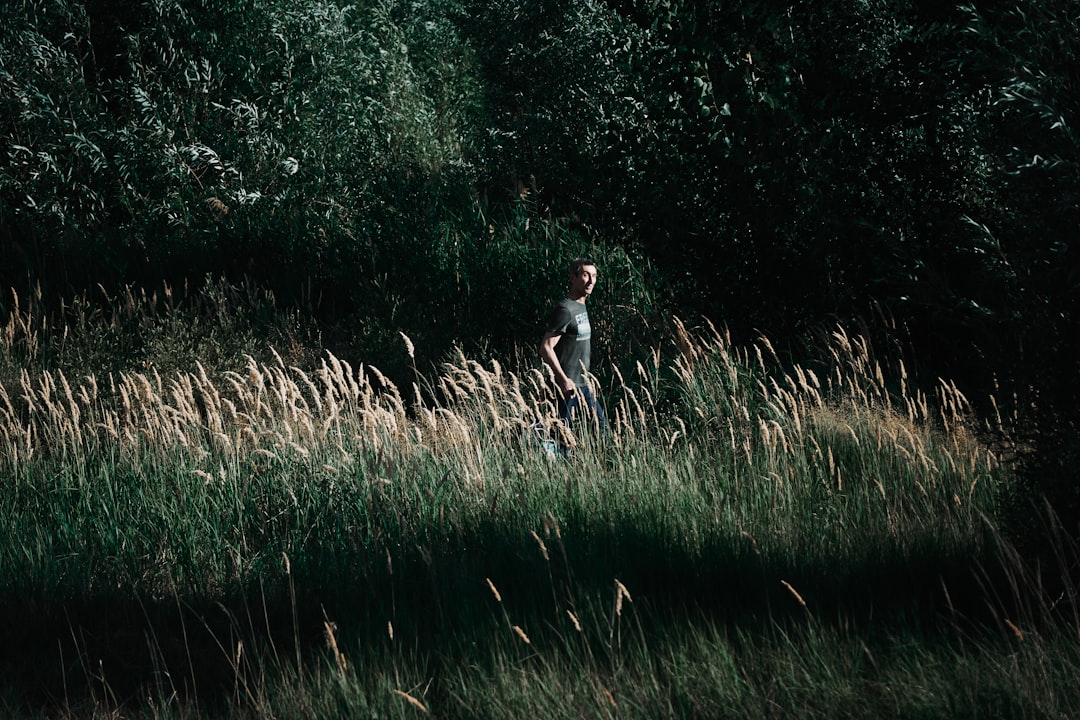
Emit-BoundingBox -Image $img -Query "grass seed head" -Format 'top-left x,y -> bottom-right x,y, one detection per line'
486,577 -> 502,603
615,580 -> 633,616
530,530 -> 549,562
400,332 -> 415,360
781,580 -> 807,608
323,620 -> 347,674
392,689 -> 428,713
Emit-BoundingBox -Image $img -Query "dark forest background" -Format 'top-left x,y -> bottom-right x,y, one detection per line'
2,0 -> 1077,524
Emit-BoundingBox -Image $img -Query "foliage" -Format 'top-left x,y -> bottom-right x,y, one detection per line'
1,0 -> 476,290
947,0 -> 1080,524
3,4 -> 1080,716
0,277 -> 318,386
2,0 -> 1079,519
458,0 -> 652,211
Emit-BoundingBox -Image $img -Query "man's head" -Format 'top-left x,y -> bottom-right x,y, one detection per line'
568,257 -> 598,301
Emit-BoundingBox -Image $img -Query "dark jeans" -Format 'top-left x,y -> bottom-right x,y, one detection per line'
557,384 -> 608,431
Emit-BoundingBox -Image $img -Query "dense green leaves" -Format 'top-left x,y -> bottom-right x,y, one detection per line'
2,0 -> 1078,509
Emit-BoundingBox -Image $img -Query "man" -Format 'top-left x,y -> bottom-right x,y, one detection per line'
540,258 -> 607,430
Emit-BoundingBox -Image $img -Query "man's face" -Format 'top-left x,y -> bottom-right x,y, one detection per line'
570,265 -> 598,298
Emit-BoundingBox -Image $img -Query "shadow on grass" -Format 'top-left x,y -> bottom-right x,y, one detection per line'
0,517 -> 1032,715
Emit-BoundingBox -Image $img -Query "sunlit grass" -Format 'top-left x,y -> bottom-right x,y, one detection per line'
1,313 -> 1073,718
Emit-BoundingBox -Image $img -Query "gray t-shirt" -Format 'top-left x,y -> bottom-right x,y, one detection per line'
546,298 -> 591,386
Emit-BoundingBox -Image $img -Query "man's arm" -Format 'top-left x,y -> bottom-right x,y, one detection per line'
540,332 -> 577,398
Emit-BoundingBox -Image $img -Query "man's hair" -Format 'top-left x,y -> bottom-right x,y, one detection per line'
569,257 -> 597,276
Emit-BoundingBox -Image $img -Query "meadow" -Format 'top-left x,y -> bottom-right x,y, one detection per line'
1,290 -> 1076,719
4,1 -> 1079,715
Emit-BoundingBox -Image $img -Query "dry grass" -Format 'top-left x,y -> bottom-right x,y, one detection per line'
0,318 -> 1000,513
0,349 -> 414,469
0,314 -> 1056,720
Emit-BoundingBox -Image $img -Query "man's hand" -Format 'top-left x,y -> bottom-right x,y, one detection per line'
560,378 -> 577,399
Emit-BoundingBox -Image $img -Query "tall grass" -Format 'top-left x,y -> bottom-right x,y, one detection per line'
0,318 -> 998,584
0,313 -> 1072,718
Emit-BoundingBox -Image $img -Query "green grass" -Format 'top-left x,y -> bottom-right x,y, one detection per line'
0,311 -> 1073,718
